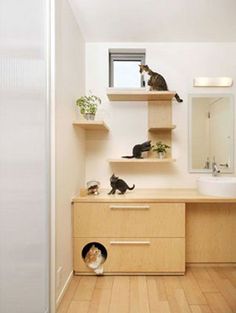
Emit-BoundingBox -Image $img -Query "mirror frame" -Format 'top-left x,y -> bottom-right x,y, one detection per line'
188,94 -> 234,173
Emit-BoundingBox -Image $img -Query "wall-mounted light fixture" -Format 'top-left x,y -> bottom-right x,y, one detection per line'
193,77 -> 233,87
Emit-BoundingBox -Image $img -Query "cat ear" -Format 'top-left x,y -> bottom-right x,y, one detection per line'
89,245 -> 95,251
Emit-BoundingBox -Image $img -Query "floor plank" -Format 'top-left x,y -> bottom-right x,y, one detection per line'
191,268 -> 218,293
130,276 -> 150,313
95,276 -> 113,290
163,276 -> 192,313
147,276 -> 171,313
155,276 -> 169,301
179,269 -> 207,305
207,268 -> 236,312
204,292 -> 233,313
88,287 -> 113,313
190,304 -> 212,313
218,267 -> 236,288
57,276 -> 81,313
67,301 -> 90,313
109,276 -> 129,313
73,276 -> 97,301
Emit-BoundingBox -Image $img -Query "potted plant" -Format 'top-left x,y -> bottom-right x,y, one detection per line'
76,94 -> 101,120
152,141 -> 170,159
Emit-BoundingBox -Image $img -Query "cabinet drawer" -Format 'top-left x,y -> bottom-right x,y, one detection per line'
73,237 -> 185,274
73,202 -> 185,238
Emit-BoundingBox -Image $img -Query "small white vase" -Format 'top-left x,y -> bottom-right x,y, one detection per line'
158,152 -> 166,159
83,113 -> 95,120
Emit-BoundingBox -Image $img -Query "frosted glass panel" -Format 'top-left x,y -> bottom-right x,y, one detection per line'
113,61 -> 141,87
0,0 -> 49,312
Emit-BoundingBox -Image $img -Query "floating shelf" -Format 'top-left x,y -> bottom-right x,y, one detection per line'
107,88 -> 176,101
108,158 -> 176,164
148,125 -> 176,132
73,121 -> 109,131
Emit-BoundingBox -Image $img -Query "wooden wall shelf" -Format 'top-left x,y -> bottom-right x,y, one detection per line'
108,158 -> 176,164
107,88 -> 178,160
107,88 -> 175,101
73,121 -> 109,131
149,125 -> 176,132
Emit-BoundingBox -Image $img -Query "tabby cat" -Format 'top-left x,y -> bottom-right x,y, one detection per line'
84,245 -> 105,275
139,64 -> 183,102
108,174 -> 135,195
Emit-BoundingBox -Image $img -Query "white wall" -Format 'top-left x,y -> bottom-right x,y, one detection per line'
55,0 -> 85,301
85,43 -> 236,188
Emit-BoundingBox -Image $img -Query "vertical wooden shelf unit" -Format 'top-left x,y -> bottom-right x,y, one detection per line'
107,89 -> 176,161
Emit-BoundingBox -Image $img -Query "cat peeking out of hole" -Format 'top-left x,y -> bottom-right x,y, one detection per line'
84,245 -> 105,275
139,64 -> 183,103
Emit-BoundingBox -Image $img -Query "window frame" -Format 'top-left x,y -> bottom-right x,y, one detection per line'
109,52 -> 146,88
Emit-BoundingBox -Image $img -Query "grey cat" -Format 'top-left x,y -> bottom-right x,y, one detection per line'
122,140 -> 151,159
139,64 -> 183,103
108,174 -> 135,195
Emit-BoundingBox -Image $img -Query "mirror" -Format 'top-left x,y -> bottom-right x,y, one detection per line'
189,94 -> 234,173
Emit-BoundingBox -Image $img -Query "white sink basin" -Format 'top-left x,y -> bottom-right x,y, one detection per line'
197,176 -> 236,197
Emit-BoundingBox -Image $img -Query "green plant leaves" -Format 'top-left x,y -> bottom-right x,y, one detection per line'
152,141 -> 170,153
76,94 -> 101,114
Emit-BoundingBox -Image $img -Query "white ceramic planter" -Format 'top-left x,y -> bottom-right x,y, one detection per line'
157,152 -> 166,159
83,113 -> 95,120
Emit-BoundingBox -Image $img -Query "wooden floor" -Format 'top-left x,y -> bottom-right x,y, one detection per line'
57,267 -> 236,313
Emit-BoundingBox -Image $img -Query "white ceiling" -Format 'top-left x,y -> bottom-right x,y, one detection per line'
69,0 -> 236,42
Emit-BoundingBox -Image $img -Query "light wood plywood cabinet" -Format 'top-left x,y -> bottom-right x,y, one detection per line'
73,201 -> 186,275
74,237 -> 185,274
73,202 -> 185,238
186,203 -> 236,263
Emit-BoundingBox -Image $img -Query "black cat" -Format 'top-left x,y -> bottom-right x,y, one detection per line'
122,140 -> 151,159
108,174 -> 135,195
139,64 -> 183,103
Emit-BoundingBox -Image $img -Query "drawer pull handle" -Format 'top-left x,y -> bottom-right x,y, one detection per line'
110,240 -> 150,245
109,205 -> 150,210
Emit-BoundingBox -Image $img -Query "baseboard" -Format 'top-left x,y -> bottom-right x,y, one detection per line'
56,271 -> 73,308
74,271 -> 185,276
187,262 -> 236,267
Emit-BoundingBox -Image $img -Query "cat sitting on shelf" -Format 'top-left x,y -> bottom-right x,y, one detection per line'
139,64 -> 183,103
108,174 -> 135,195
84,245 -> 105,275
122,140 -> 151,159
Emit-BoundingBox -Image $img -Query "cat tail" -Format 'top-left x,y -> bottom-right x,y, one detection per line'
175,93 -> 183,103
128,184 -> 135,190
122,156 -> 134,159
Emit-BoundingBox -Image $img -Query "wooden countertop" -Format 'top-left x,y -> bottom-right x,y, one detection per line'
72,189 -> 236,203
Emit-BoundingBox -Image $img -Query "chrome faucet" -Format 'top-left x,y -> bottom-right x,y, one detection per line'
212,159 -> 220,176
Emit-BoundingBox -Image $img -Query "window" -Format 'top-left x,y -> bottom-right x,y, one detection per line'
109,51 -> 146,88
